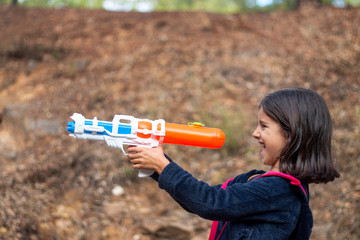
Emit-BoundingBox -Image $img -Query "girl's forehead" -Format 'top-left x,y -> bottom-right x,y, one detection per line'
258,108 -> 268,118
258,108 -> 276,124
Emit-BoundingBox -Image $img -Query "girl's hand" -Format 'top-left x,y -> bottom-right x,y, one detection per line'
127,145 -> 170,175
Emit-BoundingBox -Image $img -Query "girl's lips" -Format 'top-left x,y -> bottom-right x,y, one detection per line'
259,142 -> 265,156
261,147 -> 265,155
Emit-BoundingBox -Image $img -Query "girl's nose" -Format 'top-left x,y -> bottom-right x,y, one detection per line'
252,126 -> 260,139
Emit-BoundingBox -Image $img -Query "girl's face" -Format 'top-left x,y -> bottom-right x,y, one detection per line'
252,108 -> 287,170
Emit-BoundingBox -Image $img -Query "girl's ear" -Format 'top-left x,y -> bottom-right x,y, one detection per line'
285,135 -> 291,144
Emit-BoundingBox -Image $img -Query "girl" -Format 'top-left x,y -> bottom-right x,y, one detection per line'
128,88 -> 340,239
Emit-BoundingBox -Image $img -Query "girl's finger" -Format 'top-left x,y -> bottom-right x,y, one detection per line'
128,146 -> 141,153
128,151 -> 142,159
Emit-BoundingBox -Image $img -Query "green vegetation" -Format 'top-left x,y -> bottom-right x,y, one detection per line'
1,0 -> 360,12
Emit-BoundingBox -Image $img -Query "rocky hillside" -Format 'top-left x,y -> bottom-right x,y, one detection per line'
0,5 -> 359,240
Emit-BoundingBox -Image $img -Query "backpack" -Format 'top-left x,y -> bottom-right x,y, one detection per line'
209,171 -> 312,240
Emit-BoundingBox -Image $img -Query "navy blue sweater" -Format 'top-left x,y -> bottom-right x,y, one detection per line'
153,161 -> 313,240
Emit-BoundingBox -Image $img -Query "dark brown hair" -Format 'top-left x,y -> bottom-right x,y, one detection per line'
260,88 -> 340,183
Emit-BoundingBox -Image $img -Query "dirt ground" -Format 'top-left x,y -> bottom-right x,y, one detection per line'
0,5 -> 359,240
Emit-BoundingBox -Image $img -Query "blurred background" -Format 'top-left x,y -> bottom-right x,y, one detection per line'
0,0 -> 359,239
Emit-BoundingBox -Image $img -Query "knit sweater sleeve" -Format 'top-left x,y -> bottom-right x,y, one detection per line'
158,162 -> 300,222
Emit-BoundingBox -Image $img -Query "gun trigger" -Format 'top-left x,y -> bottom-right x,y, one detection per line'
120,144 -> 128,155
122,144 -> 130,155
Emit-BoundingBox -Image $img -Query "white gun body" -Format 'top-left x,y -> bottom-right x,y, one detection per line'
67,113 -> 166,177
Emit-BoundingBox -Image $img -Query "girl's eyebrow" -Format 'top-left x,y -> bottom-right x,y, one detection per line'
259,120 -> 268,125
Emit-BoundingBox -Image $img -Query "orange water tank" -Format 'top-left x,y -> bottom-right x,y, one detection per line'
137,121 -> 225,149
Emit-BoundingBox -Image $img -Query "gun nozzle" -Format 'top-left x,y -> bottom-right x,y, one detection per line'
67,121 -> 75,133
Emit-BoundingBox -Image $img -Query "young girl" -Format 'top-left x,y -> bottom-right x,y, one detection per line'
128,88 -> 340,239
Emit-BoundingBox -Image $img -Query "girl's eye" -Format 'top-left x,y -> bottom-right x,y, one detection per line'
260,122 -> 267,129
259,120 -> 268,129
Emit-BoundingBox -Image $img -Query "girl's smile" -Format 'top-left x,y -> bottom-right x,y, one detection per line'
253,108 -> 287,170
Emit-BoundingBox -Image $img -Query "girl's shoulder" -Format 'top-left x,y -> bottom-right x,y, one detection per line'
231,169 -> 266,183
246,172 -> 309,202
230,170 -> 302,198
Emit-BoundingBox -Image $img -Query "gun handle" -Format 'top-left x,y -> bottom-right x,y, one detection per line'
138,169 -> 154,177
104,137 -> 156,177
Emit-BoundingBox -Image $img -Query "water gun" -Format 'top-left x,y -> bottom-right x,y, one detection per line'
67,113 -> 225,177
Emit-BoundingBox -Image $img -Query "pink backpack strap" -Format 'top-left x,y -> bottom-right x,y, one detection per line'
255,171 -> 307,197
208,178 -> 234,240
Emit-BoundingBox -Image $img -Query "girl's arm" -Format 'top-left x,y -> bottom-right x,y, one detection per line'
127,146 -> 224,214
158,161 -> 300,222
148,154 -> 173,182
128,146 -> 299,222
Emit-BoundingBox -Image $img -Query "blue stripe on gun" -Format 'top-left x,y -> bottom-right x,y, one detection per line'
66,121 -> 132,135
